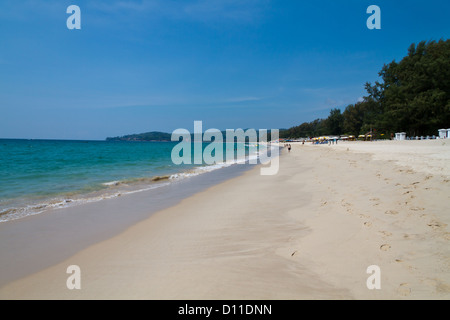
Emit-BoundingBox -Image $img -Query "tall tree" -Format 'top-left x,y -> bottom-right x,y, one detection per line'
343,103 -> 364,135
368,39 -> 450,136
281,39 -> 450,139
325,108 -> 344,135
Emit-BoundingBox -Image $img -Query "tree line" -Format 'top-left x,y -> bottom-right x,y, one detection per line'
106,130 -> 277,142
280,39 -> 450,139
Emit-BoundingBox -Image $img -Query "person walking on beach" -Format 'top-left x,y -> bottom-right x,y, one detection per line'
288,144 -> 291,153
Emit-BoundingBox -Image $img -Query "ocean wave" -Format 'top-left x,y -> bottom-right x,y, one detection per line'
102,180 -> 121,186
0,146 -> 278,223
0,182 -> 170,223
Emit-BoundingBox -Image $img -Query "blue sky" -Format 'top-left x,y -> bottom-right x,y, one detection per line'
1,0 -> 449,140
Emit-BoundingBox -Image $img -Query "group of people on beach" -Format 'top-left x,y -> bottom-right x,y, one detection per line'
329,138 -> 338,145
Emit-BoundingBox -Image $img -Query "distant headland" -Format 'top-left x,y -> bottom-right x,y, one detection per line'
106,129 -> 282,142
106,132 -> 172,142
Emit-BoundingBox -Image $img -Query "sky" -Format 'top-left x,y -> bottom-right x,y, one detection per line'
0,0 -> 449,140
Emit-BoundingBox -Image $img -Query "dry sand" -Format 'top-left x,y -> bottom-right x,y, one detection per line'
0,139 -> 449,299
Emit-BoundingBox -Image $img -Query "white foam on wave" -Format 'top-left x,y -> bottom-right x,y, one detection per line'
168,149 -> 262,181
102,180 -> 121,186
0,182 -> 171,223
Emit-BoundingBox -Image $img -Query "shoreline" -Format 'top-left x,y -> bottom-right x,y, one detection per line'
1,140 -> 449,299
0,161 -> 258,288
0,140 -> 265,224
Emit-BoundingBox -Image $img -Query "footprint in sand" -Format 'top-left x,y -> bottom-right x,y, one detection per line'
379,231 -> 392,237
380,244 -> 391,251
363,221 -> 372,227
427,220 -> 447,230
436,281 -> 450,294
410,207 -> 425,211
370,198 -> 380,206
422,279 -> 450,294
341,200 -> 353,213
385,210 -> 399,215
398,283 -> 411,296
348,161 -> 358,168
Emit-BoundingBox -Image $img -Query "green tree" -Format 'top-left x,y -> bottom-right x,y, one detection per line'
369,39 -> 450,136
282,39 -> 450,139
343,103 -> 364,135
325,108 -> 344,135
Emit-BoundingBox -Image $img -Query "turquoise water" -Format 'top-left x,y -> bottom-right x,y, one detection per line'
0,139 -> 258,222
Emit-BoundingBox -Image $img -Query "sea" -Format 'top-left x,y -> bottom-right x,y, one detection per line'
0,139 -> 268,223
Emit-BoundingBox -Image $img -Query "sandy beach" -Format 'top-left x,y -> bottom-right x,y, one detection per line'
0,139 -> 449,299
